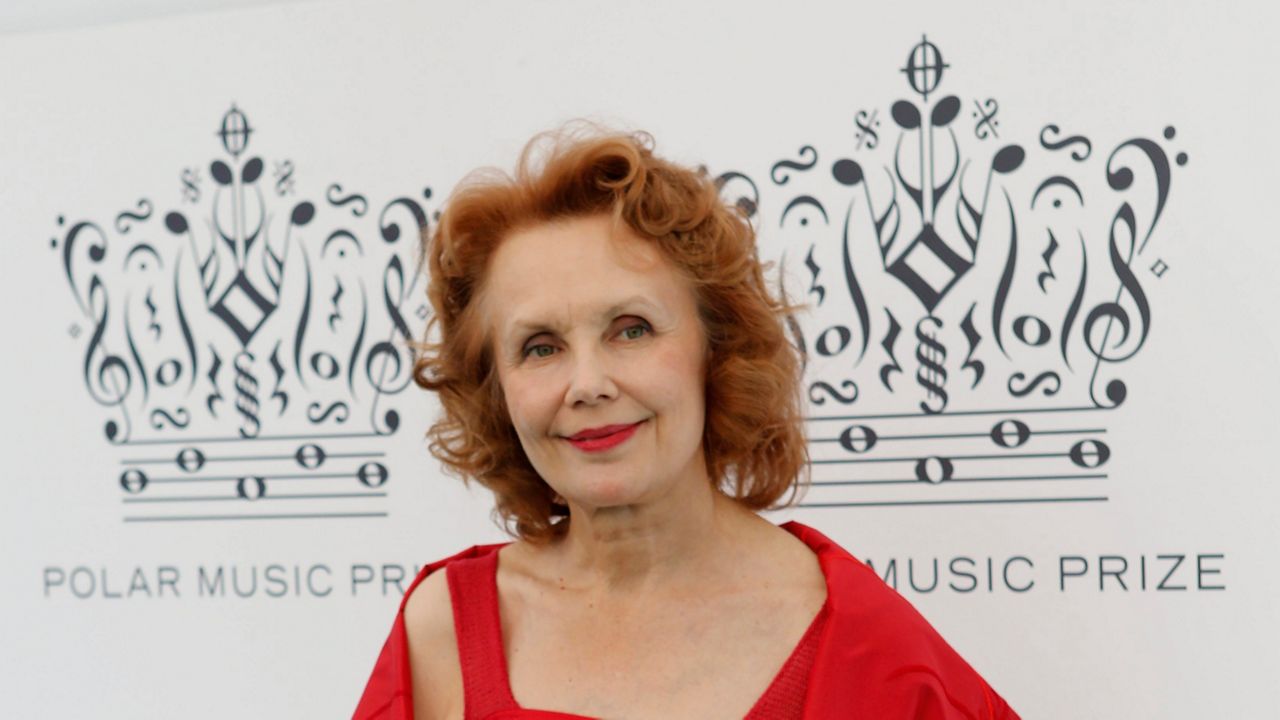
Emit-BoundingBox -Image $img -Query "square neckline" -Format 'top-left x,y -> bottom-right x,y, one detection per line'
482,520 -> 832,719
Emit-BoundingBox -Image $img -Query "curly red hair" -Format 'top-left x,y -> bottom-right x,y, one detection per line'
412,122 -> 810,543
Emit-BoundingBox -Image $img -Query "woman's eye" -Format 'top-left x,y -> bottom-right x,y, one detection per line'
620,322 -> 650,340
523,344 -> 555,359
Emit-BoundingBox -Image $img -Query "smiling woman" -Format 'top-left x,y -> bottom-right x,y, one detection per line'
352,123 -> 1020,719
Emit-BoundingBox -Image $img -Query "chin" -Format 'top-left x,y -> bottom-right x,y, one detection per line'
567,473 -> 651,509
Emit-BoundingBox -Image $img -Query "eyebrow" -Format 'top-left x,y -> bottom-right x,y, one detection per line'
504,295 -> 659,343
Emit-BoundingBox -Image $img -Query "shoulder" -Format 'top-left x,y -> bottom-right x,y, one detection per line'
400,542 -> 508,720
787,522 -> 1019,718
403,567 -> 461,720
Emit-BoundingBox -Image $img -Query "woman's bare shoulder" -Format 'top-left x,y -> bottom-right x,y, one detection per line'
403,568 -> 463,720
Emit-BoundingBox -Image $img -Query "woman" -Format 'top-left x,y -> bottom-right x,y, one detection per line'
353,124 -> 1020,719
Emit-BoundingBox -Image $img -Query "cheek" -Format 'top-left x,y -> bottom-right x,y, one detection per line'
644,339 -> 706,415
501,377 -> 557,436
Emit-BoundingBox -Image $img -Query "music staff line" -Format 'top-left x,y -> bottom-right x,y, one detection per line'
804,404 -> 1116,422
807,472 -> 1106,486
123,512 -> 389,523
799,496 -> 1108,508
120,451 -> 384,465
808,428 -> 1105,443
111,431 -> 392,446
811,451 -> 1092,464
129,471 -> 372,484
123,491 -> 387,504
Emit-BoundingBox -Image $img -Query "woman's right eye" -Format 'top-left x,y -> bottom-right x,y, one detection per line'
523,344 -> 555,359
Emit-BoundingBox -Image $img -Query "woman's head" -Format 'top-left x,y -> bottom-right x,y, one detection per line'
413,123 -> 809,543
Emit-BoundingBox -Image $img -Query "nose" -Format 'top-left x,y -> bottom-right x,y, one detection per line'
564,345 -> 618,407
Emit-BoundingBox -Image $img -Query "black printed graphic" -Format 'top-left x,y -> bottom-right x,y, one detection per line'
53,106 -> 430,523
714,37 -> 1187,509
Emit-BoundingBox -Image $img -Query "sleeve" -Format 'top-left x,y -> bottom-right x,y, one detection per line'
807,554 -> 1021,719
351,610 -> 413,720
877,663 -> 1020,720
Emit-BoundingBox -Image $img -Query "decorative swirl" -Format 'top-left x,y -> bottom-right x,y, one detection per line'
1082,204 -> 1151,363
206,348 -> 224,417
123,301 -> 151,403
879,310 -> 903,391
990,190 -> 1018,358
712,171 -> 760,218
326,183 -> 369,217
83,278 -> 132,407
1059,232 -> 1088,370
346,283 -> 368,396
1088,375 -> 1128,410
61,220 -> 109,315
1007,371 -> 1061,397
840,203 -> 871,361
172,255 -> 199,392
1031,176 -> 1084,210
802,246 -> 825,306
959,304 -> 984,389
1105,136 -> 1172,254
365,341 -> 406,395
293,251 -> 313,389
307,401 -> 350,424
372,408 -> 400,436
808,380 -> 858,406
233,351 -> 261,439
378,196 -> 428,243
364,256 -> 416,396
115,198 -> 154,234
770,146 -> 818,185
915,316 -> 948,414
779,195 -> 828,228
1036,231 -> 1059,292
779,258 -> 808,372
268,344 -> 289,415
1039,124 -> 1092,161
78,278 -> 133,444
149,407 -> 191,430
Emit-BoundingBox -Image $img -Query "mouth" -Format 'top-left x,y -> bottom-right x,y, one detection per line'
563,420 -> 645,452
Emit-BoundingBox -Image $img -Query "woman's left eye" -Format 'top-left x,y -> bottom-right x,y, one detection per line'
620,322 -> 650,340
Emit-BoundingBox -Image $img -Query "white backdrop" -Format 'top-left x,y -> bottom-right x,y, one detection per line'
2,1 -> 1278,718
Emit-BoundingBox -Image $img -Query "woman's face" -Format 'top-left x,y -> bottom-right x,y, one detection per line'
482,213 -> 710,511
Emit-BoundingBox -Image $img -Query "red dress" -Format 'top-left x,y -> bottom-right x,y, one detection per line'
352,521 -> 1020,719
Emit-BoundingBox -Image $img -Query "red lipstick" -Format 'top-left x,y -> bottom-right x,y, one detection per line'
564,421 -> 643,452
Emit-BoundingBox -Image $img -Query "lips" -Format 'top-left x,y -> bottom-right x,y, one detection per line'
562,420 -> 644,452
567,422 -> 641,441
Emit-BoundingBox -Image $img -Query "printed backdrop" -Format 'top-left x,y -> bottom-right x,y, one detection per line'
2,1 -> 1278,717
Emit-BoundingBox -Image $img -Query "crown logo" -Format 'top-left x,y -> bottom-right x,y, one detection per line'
53,105 -> 430,522
714,37 -> 1187,508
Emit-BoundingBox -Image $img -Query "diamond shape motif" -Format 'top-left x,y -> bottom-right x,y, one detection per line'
887,223 -> 973,312
211,270 -> 276,345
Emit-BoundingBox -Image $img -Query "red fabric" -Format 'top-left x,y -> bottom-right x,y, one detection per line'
442,549 -> 821,720
352,521 -> 1021,719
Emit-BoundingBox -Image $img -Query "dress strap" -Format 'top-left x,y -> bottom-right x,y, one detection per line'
446,552 -> 519,719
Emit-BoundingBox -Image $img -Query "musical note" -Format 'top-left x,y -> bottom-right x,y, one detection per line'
117,444 -> 391,521
915,456 -> 954,484
799,409 -> 1115,507
237,476 -> 267,500
295,443 -> 326,469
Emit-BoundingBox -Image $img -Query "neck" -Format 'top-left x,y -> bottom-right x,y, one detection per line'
552,459 -> 763,601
